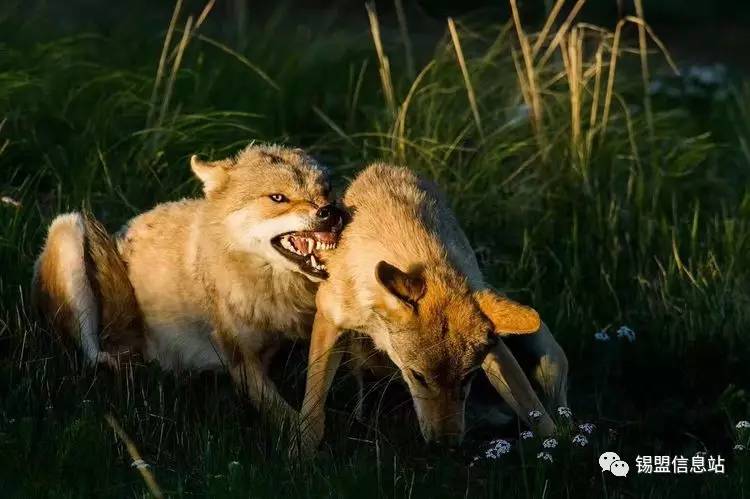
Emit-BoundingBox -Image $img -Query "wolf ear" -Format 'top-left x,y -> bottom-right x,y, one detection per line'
191,155 -> 228,196
375,261 -> 426,309
475,289 -> 541,335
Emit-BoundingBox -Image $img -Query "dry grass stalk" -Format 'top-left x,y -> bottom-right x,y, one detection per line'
531,0 -> 566,57
537,0 -> 586,69
394,60 -> 435,161
394,0 -> 415,78
509,0 -> 542,134
560,27 -> 583,153
146,0 -> 183,127
633,0 -> 653,138
105,414 -> 164,499
156,15 -> 194,131
366,2 -> 396,116
447,18 -> 485,140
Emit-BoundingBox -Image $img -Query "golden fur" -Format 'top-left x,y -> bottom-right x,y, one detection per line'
33,144 -> 341,424
299,164 -> 568,451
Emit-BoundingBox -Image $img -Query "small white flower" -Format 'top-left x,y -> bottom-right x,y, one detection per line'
616,326 -> 636,342
7,418 -> 15,424
557,406 -> 572,418
594,330 -> 610,342
528,410 -> 543,420
542,438 -> 558,449
489,439 -> 512,455
572,434 -> 588,447
736,420 -> 750,429
579,423 -> 596,434
0,196 -> 21,208
520,431 -> 534,440
537,451 -> 553,462
734,444 -> 746,451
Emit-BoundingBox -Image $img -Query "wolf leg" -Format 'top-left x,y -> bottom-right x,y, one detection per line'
515,322 -> 569,410
231,359 -> 300,427
344,335 -> 368,422
298,310 -> 343,453
482,338 -> 556,435
213,331 -> 299,426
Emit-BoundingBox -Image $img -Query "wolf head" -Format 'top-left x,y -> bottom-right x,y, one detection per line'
191,145 -> 343,280
373,261 -> 540,446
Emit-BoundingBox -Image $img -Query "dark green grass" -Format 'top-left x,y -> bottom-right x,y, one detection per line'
2,2 -> 750,497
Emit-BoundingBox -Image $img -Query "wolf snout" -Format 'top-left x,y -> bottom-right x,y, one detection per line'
315,203 -> 344,231
315,204 -> 336,221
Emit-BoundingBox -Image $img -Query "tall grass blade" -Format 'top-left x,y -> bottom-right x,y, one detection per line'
447,18 -> 484,141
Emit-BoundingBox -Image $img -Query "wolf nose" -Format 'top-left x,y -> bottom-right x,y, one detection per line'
316,204 -> 336,221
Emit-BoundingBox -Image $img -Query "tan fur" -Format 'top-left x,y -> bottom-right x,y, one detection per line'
34,144 -> 339,425
299,164 -> 568,451
32,213 -> 139,368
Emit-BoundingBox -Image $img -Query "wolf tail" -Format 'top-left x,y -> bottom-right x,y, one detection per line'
32,212 -> 143,367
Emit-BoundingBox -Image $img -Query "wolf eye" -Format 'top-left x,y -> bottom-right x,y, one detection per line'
410,369 -> 429,388
269,194 -> 288,203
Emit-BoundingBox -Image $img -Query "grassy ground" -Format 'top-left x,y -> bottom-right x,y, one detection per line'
2,1 -> 750,497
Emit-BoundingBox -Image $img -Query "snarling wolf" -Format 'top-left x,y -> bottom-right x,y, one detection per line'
32,144 -> 343,424
299,163 -> 568,450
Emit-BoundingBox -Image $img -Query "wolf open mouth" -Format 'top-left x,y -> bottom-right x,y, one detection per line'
271,231 -> 338,278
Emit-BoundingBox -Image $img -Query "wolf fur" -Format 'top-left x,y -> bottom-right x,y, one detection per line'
299,164 -> 568,450
33,144 -> 343,424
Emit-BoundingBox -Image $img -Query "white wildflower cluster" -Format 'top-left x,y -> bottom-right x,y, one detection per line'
131,459 -> 150,470
528,410 -> 543,420
572,434 -> 588,447
537,451 -> 553,463
557,406 -> 572,418
648,64 -> 728,100
595,326 -> 637,342
687,64 -> 727,86
734,444 -> 746,451
616,326 -> 636,342
520,431 -> 534,440
736,420 -> 750,430
579,423 -> 596,434
542,438 -> 558,449
485,439 -> 512,459
594,330 -> 610,342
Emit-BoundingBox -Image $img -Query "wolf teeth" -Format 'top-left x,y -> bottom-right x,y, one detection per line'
309,254 -> 326,271
315,241 -> 337,251
280,234 -> 336,257
281,237 -> 295,253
